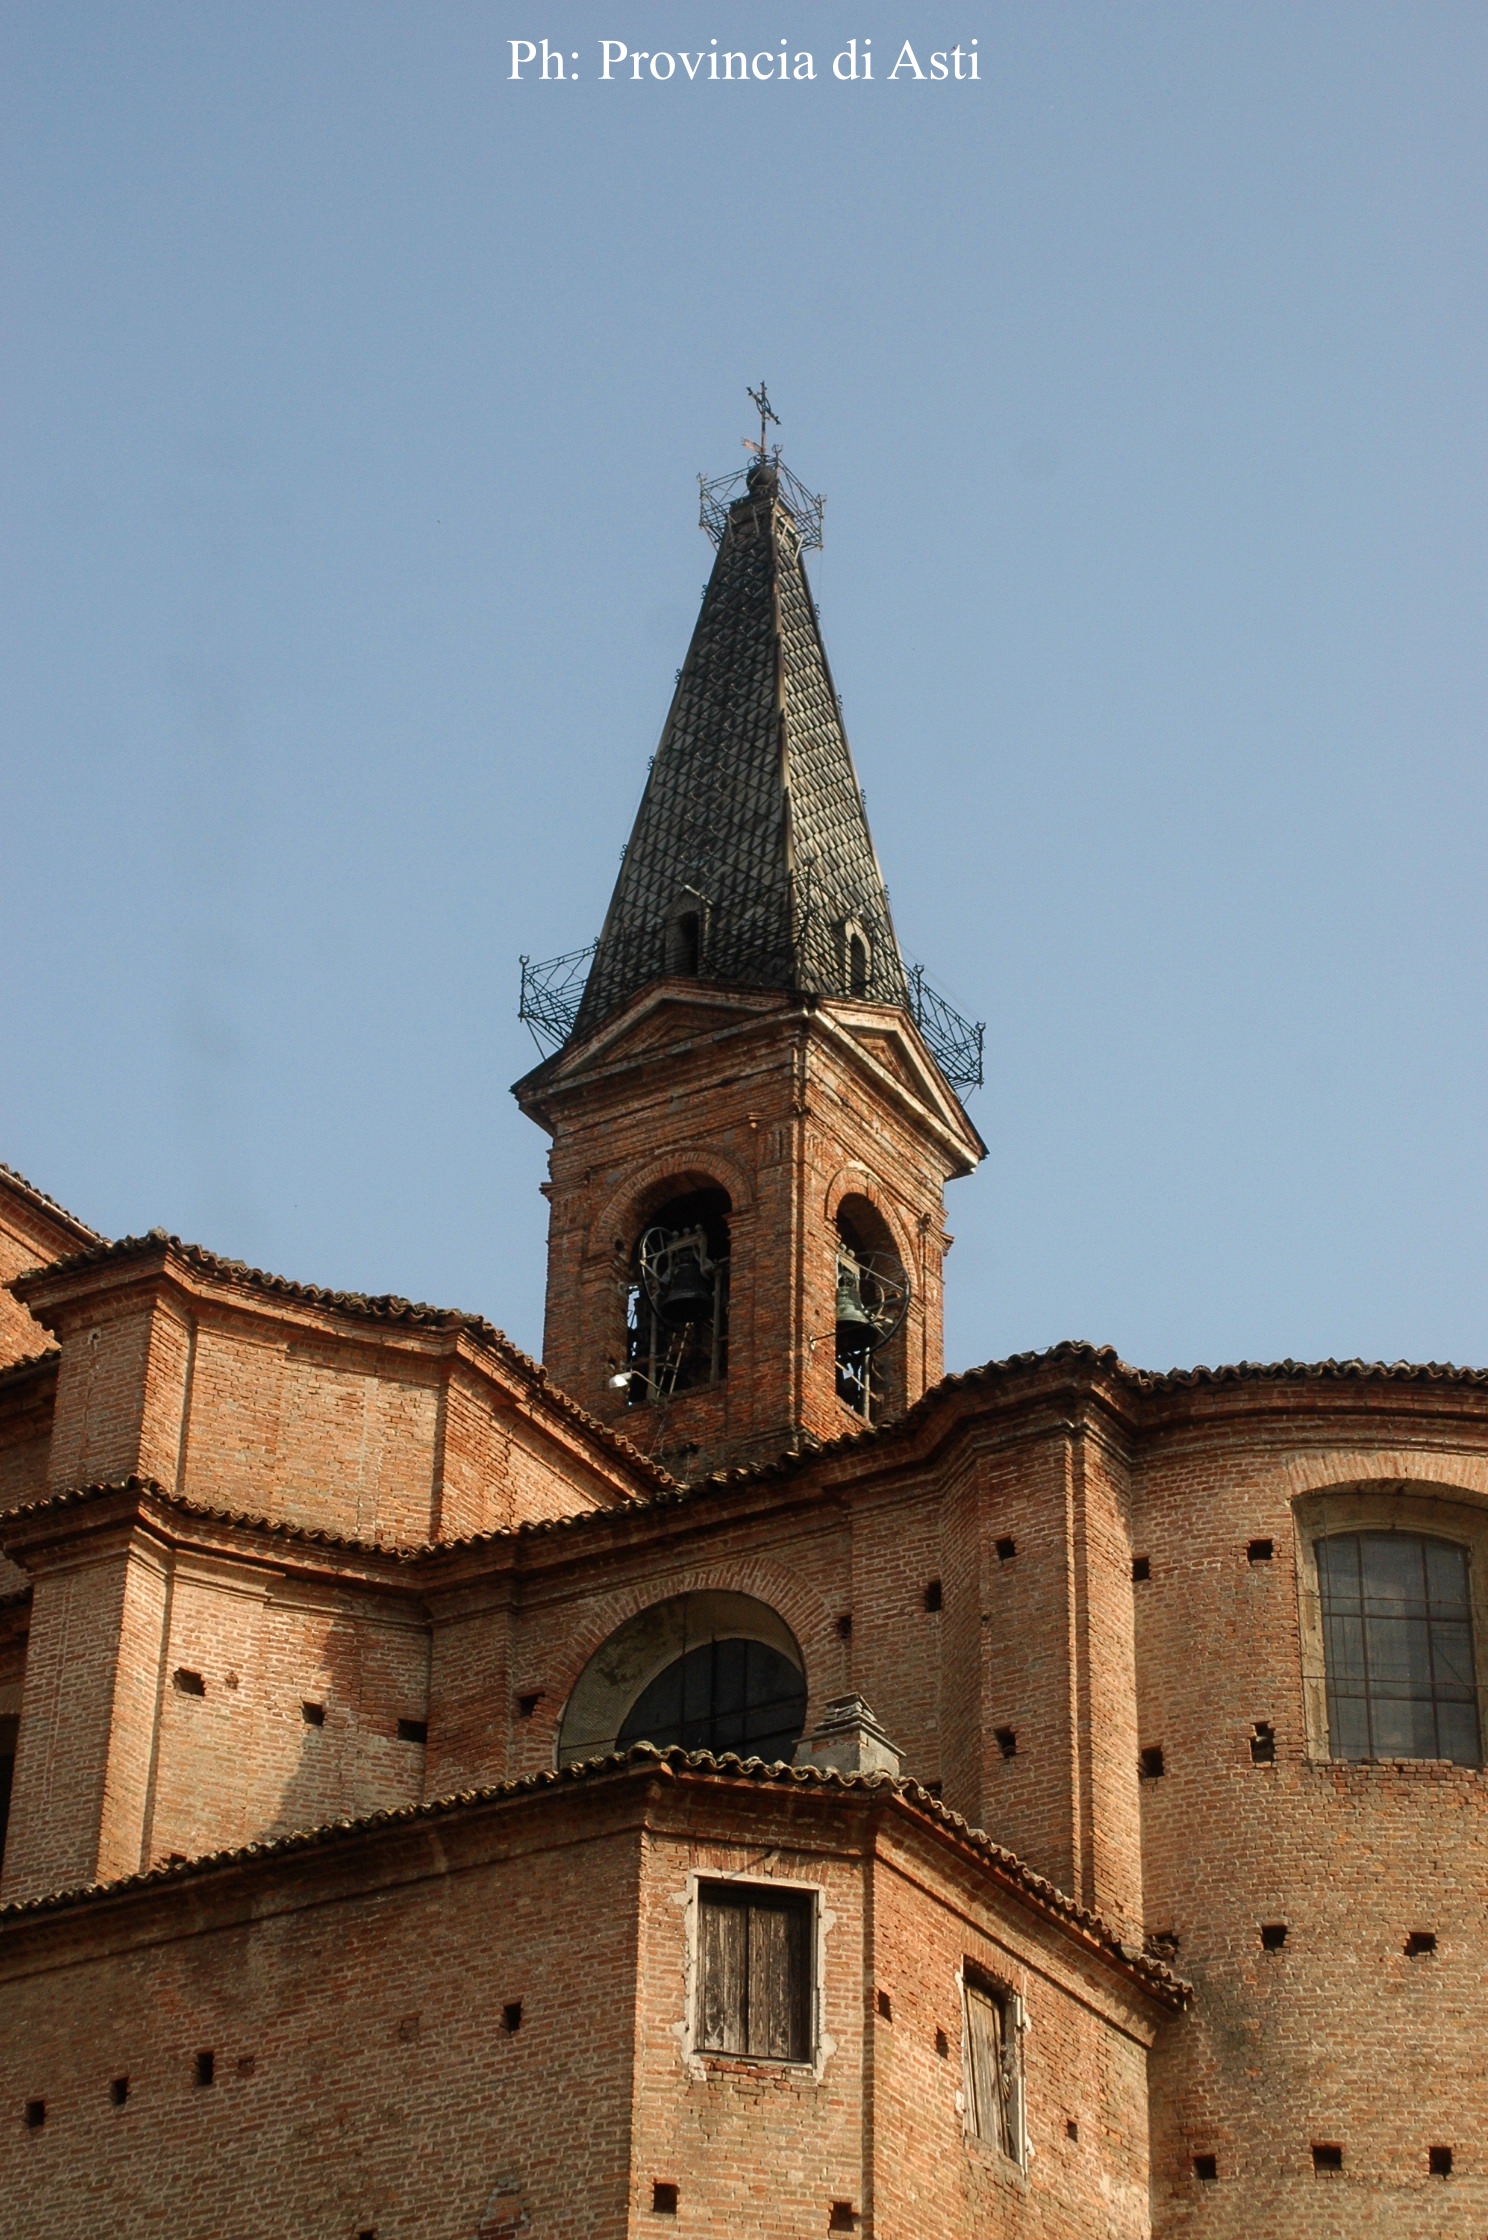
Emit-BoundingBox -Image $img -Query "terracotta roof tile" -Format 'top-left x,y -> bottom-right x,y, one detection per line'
0,1348 -> 59,1385
0,1475 -> 422,1561
0,1163 -> 103,1248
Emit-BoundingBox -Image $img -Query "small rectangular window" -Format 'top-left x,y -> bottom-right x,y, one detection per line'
695,1882 -> 812,2063
963,1971 -> 1023,2162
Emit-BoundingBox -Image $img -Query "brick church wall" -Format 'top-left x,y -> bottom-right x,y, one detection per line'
0,1764 -> 1172,2240
1133,1408 -> 1488,2231
0,1782 -> 644,2240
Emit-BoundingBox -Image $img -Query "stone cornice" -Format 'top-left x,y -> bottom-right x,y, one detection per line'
514,982 -> 983,1170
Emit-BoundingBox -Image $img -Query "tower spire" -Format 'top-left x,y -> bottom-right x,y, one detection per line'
572,449 -> 906,1041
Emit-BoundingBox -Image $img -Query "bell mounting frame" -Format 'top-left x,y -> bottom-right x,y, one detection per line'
835,1247 -> 911,1357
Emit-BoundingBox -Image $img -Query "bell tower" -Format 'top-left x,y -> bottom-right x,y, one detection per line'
515,446 -> 984,1474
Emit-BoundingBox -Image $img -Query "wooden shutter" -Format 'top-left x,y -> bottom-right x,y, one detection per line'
698,1884 -> 812,2062
699,1888 -> 748,2053
965,1980 -> 1016,2156
747,1893 -> 810,2060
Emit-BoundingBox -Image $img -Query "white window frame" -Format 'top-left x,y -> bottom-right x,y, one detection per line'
1293,1485 -> 1488,1766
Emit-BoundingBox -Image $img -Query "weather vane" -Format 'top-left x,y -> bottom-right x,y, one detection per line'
746,381 -> 781,463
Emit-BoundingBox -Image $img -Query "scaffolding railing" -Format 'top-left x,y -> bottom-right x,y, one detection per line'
518,942 -> 596,1055
698,460 -> 825,551
517,943 -> 984,1095
907,965 -> 985,1093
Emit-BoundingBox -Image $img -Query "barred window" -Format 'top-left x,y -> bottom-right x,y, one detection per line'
696,1882 -> 813,2063
1318,1531 -> 1480,1765
963,1972 -> 1023,2161
617,1637 -> 806,1763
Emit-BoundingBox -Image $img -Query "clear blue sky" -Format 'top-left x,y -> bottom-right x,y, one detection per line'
3,2 -> 1486,1378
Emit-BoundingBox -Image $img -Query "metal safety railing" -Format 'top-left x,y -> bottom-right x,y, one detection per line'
517,942 -> 597,1054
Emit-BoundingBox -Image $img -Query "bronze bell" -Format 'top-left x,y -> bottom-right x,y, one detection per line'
835,1256 -> 875,1352
656,1250 -> 712,1327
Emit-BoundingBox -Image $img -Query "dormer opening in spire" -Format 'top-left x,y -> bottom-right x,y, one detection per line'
515,419 -> 985,1470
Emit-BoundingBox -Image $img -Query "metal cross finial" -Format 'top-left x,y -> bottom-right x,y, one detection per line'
746,381 -> 780,463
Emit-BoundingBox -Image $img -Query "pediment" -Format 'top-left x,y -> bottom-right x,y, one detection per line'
830,1009 -> 986,1168
526,980 -> 786,1097
849,1027 -> 914,1089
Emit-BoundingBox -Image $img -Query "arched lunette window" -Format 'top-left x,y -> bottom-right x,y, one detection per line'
1318,1531 -> 1480,1764
618,1638 -> 806,1763
557,1591 -> 807,1767
625,1187 -> 729,1403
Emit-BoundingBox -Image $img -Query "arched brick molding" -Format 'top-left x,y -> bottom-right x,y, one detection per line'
823,1161 -> 915,1272
587,1145 -> 756,1264
543,1555 -> 843,1768
556,1590 -> 804,1765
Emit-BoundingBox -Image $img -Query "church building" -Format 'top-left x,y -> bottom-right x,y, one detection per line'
0,448 -> 1483,2238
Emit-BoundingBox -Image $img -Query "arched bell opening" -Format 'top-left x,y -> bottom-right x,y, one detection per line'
557,1591 -> 807,1767
833,1194 -> 909,1423
624,1185 -> 730,1404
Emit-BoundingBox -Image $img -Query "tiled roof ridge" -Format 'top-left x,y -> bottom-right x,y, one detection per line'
1133,1352 -> 1488,1392
0,1739 -> 1188,2001
0,1163 -> 104,1248
16,1230 -> 675,1493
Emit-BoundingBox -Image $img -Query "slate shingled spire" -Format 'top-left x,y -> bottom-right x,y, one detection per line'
571,462 -> 908,1041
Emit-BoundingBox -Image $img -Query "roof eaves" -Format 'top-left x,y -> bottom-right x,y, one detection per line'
14,1232 -> 675,1496
0,1348 -> 60,1388
0,1475 -> 422,1564
0,1164 -> 104,1251
0,1740 -> 1189,2002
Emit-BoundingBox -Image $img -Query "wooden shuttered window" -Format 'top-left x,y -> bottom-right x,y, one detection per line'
964,1974 -> 1023,2161
697,1882 -> 813,2062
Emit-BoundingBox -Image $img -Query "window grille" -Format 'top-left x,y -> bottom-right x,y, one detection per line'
617,1637 -> 806,1764
963,1973 -> 1024,2161
696,1883 -> 813,2062
1318,1531 -> 1480,1764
